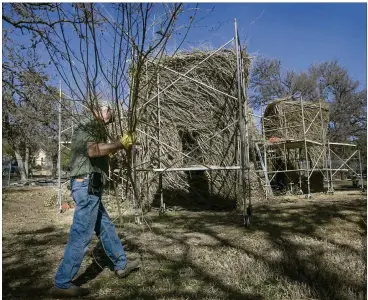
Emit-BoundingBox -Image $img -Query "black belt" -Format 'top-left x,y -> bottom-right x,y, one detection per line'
72,174 -> 89,180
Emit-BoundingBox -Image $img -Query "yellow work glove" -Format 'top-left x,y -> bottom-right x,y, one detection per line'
121,132 -> 137,149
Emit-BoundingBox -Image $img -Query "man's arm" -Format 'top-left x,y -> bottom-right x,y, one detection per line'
87,141 -> 124,158
87,132 -> 136,158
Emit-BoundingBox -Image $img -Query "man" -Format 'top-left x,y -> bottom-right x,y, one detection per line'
51,102 -> 140,298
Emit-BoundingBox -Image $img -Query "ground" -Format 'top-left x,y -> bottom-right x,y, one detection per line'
2,187 -> 366,300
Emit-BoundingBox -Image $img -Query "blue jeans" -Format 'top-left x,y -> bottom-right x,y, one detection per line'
54,177 -> 127,289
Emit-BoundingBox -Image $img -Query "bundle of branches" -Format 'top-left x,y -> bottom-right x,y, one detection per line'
263,98 -> 329,168
133,48 -> 252,209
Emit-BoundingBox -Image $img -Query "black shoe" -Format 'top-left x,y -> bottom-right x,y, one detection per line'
51,284 -> 90,298
115,258 -> 141,278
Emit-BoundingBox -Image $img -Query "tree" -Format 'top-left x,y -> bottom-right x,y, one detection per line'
309,61 -> 367,144
3,3 -> 201,211
249,57 -> 320,108
2,42 -> 60,180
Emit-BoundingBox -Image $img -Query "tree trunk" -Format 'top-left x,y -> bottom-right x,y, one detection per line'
14,150 -> 27,181
51,154 -> 57,178
25,146 -> 30,178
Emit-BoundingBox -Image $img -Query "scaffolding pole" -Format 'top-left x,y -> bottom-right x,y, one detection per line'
235,19 -> 250,226
157,73 -> 165,214
261,102 -> 271,198
300,96 -> 311,198
57,81 -> 62,212
241,40 -> 252,224
319,100 -> 329,193
255,143 -> 273,196
327,141 -> 334,193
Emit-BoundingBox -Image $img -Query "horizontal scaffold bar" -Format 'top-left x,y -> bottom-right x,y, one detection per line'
137,165 -> 242,172
261,139 -> 323,149
327,142 -> 357,147
255,168 -> 350,175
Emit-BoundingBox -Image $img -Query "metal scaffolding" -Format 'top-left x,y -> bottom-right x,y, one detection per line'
56,20 -> 365,224
255,95 -> 365,198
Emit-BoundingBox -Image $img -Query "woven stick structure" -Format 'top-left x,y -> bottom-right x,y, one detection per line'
263,98 -> 329,168
257,97 -> 332,197
264,99 -> 329,141
132,47 -> 255,210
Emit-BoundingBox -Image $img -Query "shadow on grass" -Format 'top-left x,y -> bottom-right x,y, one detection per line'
84,231 -> 264,300
2,228 -> 68,299
17,226 -> 56,235
151,187 -> 237,212
3,190 -> 365,300
140,198 -> 366,300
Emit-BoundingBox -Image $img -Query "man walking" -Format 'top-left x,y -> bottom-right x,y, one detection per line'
52,103 -> 140,298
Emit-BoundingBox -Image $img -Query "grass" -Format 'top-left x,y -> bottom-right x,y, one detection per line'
2,188 -> 366,300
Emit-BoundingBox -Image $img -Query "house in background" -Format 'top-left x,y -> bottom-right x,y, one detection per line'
33,149 -> 52,170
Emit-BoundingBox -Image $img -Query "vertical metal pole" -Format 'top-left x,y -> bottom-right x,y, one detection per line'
70,96 -> 73,180
58,81 -> 62,212
241,46 -> 251,215
325,148 -> 330,193
235,135 -> 238,203
300,96 -> 311,198
157,73 -> 165,213
319,100 -> 329,192
235,19 -> 249,226
132,147 -> 136,220
237,132 -> 241,197
120,109 -> 125,203
327,141 -> 334,193
260,102 -> 269,198
255,142 -> 273,196
358,150 -> 365,192
297,149 -> 302,192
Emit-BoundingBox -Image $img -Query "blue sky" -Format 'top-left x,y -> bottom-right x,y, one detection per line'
181,2 -> 367,89
3,3 -> 366,92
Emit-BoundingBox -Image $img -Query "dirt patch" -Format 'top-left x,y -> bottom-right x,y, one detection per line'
2,188 -> 366,300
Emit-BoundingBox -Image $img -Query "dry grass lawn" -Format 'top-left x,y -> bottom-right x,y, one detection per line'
2,187 -> 366,300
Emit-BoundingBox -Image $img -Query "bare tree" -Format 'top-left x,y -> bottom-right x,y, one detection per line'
3,3 -> 200,207
2,66 -> 59,180
249,57 -> 320,108
309,61 -> 367,144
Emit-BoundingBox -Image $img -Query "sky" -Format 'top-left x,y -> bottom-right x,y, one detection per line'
179,2 -> 367,89
3,3 -> 367,93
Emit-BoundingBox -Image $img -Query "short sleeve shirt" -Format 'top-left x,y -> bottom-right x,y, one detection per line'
69,119 -> 109,181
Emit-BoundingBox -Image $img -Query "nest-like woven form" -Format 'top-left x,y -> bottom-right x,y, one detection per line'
134,49 -> 255,208
263,98 -> 329,169
264,99 -> 329,141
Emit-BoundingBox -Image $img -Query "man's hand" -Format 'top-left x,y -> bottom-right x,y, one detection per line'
121,132 -> 137,149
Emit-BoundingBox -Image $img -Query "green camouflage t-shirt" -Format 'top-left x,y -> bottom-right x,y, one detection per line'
69,119 -> 109,181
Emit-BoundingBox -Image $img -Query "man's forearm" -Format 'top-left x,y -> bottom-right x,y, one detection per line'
87,142 -> 123,157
